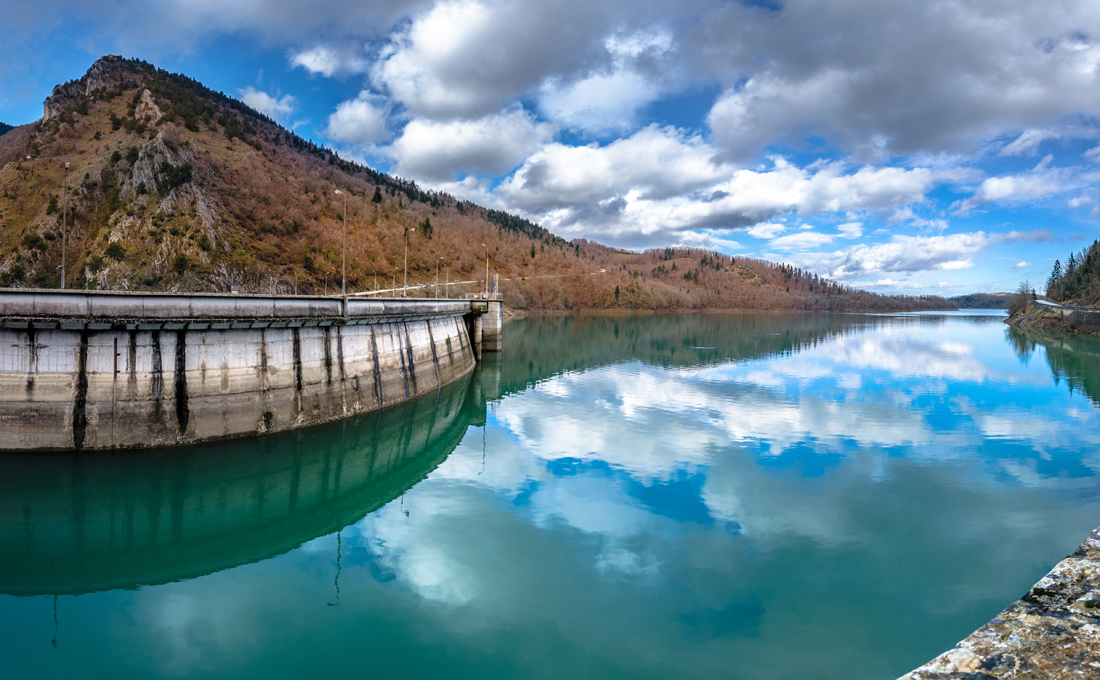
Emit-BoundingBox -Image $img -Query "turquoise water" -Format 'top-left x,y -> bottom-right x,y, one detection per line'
2,312 -> 1099,679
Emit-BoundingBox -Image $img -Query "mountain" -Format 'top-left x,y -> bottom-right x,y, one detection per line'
0,56 -> 954,312
0,123 -> 14,137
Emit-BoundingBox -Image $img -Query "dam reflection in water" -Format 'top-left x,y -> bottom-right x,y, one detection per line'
0,371 -> 489,597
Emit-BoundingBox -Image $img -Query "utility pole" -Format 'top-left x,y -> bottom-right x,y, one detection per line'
437,257 -> 443,298
61,162 -> 69,289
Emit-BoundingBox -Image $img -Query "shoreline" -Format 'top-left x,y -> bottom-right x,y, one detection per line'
899,526 -> 1100,678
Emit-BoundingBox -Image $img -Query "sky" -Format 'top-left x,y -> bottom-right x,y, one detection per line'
2,0 -> 1100,295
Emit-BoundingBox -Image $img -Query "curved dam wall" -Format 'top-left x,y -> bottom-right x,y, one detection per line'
0,291 -> 498,451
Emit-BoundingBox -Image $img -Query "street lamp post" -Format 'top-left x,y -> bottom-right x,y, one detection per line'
444,264 -> 449,299
333,190 -> 347,310
436,257 -> 443,298
403,227 -> 415,297
392,267 -> 397,294
482,243 -> 489,298
61,162 -> 69,289
324,271 -> 330,296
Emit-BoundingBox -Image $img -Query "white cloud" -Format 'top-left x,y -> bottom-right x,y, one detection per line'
999,129 -> 1057,157
290,45 -> 368,77
1013,261 -> 1033,269
371,0 -> 619,119
794,229 -> 1052,280
538,28 -> 673,133
747,222 -> 786,239
326,92 -> 390,146
391,107 -> 554,179
837,222 -> 863,238
769,231 -> 834,252
956,162 -> 1066,214
238,87 -> 295,120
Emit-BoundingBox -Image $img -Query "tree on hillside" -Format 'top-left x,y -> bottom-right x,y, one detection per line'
371,187 -> 383,204
1008,280 -> 1034,316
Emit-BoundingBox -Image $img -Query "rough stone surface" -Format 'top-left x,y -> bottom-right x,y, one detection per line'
899,527 -> 1100,679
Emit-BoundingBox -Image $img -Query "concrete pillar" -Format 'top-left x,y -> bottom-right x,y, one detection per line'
482,299 -> 503,352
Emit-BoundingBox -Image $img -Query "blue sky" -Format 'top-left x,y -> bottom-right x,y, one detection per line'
3,0 -> 1100,295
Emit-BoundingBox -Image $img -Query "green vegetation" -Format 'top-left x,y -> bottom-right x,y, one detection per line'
105,243 -> 126,261
1046,239 -> 1100,304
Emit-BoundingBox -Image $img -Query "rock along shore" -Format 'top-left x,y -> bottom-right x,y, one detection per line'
898,527 -> 1100,679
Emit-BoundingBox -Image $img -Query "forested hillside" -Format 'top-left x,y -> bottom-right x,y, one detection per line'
0,56 -> 953,312
1045,239 -> 1100,305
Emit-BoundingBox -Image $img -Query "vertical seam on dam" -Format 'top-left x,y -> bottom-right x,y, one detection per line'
259,330 -> 269,392
323,327 -> 333,385
174,331 -> 189,436
398,324 -> 411,399
403,321 -> 418,396
427,321 -> 441,387
26,328 -> 36,395
72,331 -> 89,451
292,328 -> 303,392
127,331 -> 138,400
370,326 -> 383,409
151,331 -> 164,430
336,327 -> 346,383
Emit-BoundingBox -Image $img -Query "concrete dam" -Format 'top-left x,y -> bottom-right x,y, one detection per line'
0,290 -> 503,451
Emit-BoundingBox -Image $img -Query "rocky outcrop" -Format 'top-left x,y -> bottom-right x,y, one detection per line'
42,55 -> 147,120
899,527 -> 1100,679
1005,301 -> 1100,337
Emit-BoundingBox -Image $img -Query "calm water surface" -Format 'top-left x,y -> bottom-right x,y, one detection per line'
3,311 -> 1100,679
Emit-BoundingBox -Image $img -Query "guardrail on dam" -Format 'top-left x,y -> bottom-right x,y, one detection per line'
0,290 -> 503,451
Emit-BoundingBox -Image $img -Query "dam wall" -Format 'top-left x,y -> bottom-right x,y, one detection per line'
0,290 -> 497,451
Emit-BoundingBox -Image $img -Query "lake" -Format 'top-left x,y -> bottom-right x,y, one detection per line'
2,311 -> 1099,679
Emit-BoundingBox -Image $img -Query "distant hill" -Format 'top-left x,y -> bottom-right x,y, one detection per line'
0,55 -> 954,313
0,122 -> 13,137
949,292 -> 1009,308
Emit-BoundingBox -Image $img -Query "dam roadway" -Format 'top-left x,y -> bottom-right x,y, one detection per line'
0,290 -> 503,451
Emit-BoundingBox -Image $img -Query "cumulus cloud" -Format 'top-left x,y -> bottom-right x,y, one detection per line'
290,45 -> 369,77
371,0 -> 624,119
391,107 -> 554,179
793,229 -> 1052,279
326,92 -> 391,146
769,231 -> 834,252
747,223 -> 786,239
956,160 -> 1066,214
538,28 -> 674,133
1013,261 -> 1033,269
698,0 -> 1100,159
238,87 -> 295,120
837,222 -> 863,238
